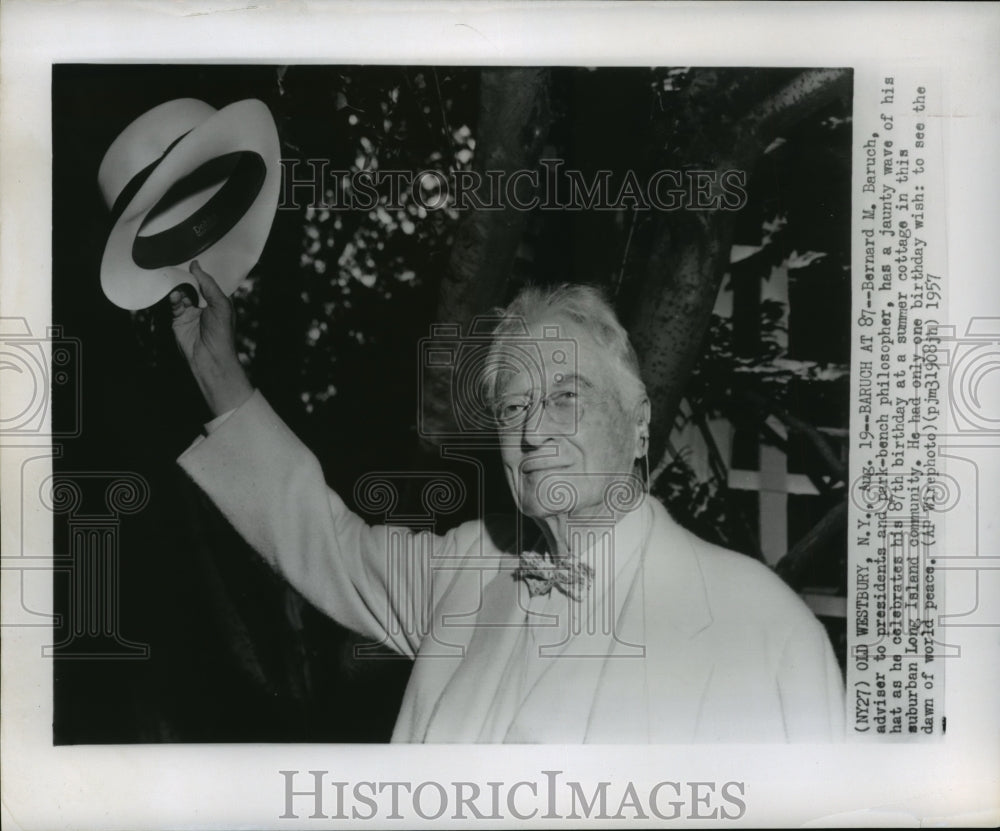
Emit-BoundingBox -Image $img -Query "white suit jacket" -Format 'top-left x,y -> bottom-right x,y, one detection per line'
179,391 -> 845,742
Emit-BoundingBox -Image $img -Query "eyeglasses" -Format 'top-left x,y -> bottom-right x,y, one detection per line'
493,389 -> 582,431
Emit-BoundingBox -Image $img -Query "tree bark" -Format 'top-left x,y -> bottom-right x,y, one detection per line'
628,69 -> 852,459
438,68 -> 552,325
421,68 -> 553,443
628,209 -> 734,462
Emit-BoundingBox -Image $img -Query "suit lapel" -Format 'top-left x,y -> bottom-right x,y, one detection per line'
587,499 -> 717,742
418,557 -> 528,741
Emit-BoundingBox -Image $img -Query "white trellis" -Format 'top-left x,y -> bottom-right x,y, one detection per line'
667,251 -> 847,619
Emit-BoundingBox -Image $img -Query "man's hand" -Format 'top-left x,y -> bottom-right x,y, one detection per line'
169,261 -> 253,417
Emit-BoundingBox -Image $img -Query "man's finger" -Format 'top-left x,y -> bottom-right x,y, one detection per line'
168,288 -> 194,318
189,260 -> 227,306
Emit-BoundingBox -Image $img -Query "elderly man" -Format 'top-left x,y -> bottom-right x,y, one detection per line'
171,261 -> 844,743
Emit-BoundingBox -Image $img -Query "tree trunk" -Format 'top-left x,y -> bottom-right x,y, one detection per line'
420,68 -> 553,444
629,210 -> 734,462
627,69 -> 852,458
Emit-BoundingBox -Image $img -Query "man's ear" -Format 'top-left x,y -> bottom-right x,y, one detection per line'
635,397 -> 651,456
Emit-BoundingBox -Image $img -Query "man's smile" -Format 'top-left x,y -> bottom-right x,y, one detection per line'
519,458 -> 571,475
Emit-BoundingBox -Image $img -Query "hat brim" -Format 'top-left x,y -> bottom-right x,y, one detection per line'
100,99 -> 280,311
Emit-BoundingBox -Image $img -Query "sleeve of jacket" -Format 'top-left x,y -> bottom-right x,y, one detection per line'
177,389 -> 466,659
776,614 -> 846,741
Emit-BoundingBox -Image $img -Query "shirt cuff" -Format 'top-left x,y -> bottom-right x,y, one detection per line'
203,395 -> 253,435
179,391 -> 258,462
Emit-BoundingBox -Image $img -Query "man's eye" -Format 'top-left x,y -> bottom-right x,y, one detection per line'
549,391 -> 577,407
498,400 -> 529,421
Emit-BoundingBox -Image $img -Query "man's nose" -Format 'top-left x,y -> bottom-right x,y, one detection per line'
519,401 -> 562,449
519,421 -> 546,451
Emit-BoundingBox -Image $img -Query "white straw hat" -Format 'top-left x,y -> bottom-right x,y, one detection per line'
98,98 -> 280,310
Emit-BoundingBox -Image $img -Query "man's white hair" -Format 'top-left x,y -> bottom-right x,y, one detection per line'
482,283 -> 648,415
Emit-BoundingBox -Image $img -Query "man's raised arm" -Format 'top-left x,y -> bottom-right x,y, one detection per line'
169,262 -> 453,658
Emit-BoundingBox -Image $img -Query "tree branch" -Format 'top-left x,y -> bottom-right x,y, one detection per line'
648,438 -> 678,489
726,68 -> 852,168
775,498 -> 847,587
629,69 -> 851,460
744,390 -> 847,484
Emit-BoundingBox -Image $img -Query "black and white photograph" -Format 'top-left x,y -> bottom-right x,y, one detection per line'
50,63 -> 851,746
2,2 -> 998,828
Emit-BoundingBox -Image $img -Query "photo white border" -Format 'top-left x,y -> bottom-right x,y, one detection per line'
2,1 -> 998,828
